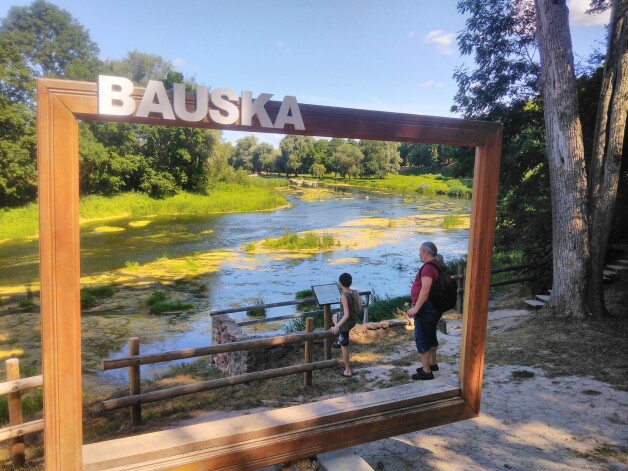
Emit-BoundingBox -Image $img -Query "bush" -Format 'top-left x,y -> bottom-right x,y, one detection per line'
81,285 -> 115,310
147,290 -> 194,314
367,294 -> 408,322
247,297 -> 267,317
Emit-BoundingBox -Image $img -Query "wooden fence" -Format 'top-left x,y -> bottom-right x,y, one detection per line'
209,290 -> 372,326
453,261 -> 540,312
97,318 -> 338,425
0,359 -> 44,467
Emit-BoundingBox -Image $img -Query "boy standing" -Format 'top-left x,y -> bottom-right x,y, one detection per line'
331,272 -> 360,377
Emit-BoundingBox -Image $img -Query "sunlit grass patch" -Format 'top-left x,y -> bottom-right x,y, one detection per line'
128,220 -> 152,228
0,347 -> 25,361
93,226 -> 125,233
443,215 -> 467,229
262,232 -> 339,251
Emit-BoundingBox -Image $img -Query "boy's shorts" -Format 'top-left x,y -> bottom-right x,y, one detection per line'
338,330 -> 351,347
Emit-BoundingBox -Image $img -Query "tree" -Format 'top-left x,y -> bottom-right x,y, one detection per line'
253,142 -> 278,174
360,140 -> 401,178
454,0 -> 627,319
102,50 -> 175,86
1,0 -> 101,88
279,135 -> 315,176
230,135 -> 258,172
0,0 -> 101,207
333,143 -> 363,179
585,0 -> 628,317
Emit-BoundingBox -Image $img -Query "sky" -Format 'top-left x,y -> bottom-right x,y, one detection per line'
0,0 -> 611,146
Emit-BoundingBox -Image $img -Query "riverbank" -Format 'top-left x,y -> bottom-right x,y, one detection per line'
0,179 -> 289,241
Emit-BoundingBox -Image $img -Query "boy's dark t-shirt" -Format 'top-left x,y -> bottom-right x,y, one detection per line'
339,290 -> 359,331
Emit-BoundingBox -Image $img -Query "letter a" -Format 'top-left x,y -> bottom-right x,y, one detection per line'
98,75 -> 135,116
274,96 -> 305,130
136,80 -> 175,120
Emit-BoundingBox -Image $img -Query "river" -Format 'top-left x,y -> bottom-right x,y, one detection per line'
0,187 -> 470,390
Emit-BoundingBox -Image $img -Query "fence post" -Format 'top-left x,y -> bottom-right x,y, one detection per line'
7,358 -> 25,467
323,304 -> 332,360
363,292 -> 370,323
304,318 -> 313,386
128,337 -> 141,425
456,266 -> 465,313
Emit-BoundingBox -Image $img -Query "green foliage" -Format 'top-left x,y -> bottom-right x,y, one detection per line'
320,173 -> 472,198
0,389 -> 43,425
247,297 -> 267,318
443,216 -> 464,229
367,294 -> 408,322
147,290 -> 193,314
262,232 -> 338,250
81,285 -> 115,310
18,284 -> 35,309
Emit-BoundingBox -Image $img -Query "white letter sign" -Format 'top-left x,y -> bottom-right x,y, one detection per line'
97,75 -> 306,130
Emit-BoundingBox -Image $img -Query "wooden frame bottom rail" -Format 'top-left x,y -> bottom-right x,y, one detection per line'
83,379 -> 472,471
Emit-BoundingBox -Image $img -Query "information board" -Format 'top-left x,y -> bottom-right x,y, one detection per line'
311,283 -> 340,306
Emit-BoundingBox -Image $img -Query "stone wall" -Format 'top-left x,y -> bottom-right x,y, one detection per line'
211,315 -> 426,376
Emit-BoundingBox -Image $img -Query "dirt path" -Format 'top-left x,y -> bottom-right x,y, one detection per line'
341,310 -> 628,470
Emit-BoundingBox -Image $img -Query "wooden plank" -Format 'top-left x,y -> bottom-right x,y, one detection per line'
525,300 -> 545,308
0,375 -> 43,395
606,264 -> 627,270
37,79 -> 83,471
0,419 -> 44,443
83,380 -> 465,471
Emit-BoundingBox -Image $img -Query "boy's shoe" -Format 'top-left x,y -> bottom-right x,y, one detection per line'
416,364 -> 439,372
411,369 -> 434,380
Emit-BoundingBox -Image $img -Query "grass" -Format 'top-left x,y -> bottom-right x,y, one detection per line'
81,285 -> 116,310
147,290 -> 194,314
247,297 -> 267,318
0,179 -> 289,241
0,389 -> 43,426
317,173 -> 472,198
262,232 -> 339,250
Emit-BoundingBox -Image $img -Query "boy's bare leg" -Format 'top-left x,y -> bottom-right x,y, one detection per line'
341,346 -> 351,376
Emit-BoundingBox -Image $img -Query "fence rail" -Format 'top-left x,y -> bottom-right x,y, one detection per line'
0,359 -> 44,467
99,321 -> 338,425
209,290 -> 372,326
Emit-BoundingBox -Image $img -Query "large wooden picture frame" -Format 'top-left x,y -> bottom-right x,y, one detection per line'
37,78 -> 501,470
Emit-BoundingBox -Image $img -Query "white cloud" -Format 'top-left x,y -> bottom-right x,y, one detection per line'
424,30 -> 456,55
418,80 -> 444,89
568,0 -> 611,26
276,40 -> 292,53
408,31 -> 417,38
171,58 -> 186,68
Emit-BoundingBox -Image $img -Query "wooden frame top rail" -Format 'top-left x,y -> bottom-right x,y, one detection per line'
36,77 -> 501,470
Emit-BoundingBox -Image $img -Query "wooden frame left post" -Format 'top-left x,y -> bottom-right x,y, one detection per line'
37,79 -> 83,470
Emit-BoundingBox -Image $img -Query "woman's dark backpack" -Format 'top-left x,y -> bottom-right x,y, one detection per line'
420,261 -> 458,314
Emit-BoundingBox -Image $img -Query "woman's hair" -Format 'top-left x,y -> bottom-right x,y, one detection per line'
421,241 -> 438,256
422,241 -> 447,269
339,272 -> 352,288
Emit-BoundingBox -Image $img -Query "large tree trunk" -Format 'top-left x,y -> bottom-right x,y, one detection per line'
534,0 -> 590,318
588,0 -> 628,318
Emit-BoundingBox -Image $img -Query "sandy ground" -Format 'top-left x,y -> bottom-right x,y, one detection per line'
337,309 -> 628,470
